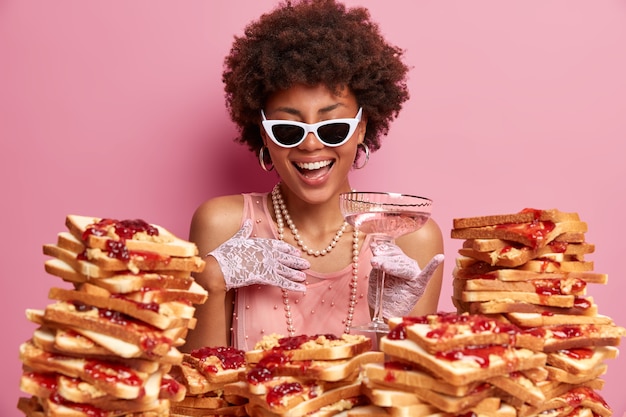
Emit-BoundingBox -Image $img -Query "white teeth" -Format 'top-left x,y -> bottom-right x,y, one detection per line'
296,160 -> 332,170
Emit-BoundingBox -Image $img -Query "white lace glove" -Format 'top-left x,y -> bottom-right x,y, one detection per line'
368,240 -> 444,319
209,220 -> 310,292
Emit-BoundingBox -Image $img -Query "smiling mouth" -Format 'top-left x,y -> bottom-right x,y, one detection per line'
294,160 -> 334,178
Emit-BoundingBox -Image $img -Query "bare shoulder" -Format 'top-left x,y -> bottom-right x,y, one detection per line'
190,194 -> 246,254
396,218 -> 444,265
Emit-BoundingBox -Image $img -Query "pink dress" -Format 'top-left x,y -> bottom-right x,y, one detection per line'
231,193 -> 373,351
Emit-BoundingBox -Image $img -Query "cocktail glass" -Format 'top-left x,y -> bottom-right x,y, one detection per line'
339,191 -> 433,333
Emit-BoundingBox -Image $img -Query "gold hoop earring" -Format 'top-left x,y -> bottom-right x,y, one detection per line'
354,143 -> 370,169
258,146 -> 274,172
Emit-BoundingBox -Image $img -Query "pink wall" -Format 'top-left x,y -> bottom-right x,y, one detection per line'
2,1 -> 625,415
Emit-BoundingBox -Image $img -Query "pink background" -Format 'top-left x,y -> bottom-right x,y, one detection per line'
2,1 -> 625,415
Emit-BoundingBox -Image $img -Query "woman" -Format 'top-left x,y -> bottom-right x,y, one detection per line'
185,0 -> 444,351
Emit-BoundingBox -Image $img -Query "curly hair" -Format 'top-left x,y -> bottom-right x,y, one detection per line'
222,0 -> 410,154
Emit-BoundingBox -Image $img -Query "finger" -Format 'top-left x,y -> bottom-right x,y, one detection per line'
417,254 -> 445,280
279,254 -> 311,270
276,266 -> 307,282
279,278 -> 307,293
370,242 -> 403,257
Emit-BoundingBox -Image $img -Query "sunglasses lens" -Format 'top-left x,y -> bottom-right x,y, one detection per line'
317,122 -> 351,145
272,125 -> 306,146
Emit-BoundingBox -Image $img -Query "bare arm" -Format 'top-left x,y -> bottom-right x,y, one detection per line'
183,195 -> 244,350
395,218 -> 445,316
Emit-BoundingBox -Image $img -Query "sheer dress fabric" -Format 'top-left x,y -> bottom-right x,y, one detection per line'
232,193 -> 373,351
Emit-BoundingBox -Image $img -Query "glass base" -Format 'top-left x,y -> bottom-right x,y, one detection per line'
350,320 -> 389,334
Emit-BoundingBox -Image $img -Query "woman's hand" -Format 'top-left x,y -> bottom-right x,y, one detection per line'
369,240 -> 444,319
209,219 -> 310,292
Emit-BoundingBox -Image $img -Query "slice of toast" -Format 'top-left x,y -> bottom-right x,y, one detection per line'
379,337 -> 546,387
168,361 -> 231,396
505,312 -> 613,327
545,346 -> 618,375
56,232 -> 205,274
183,347 -> 247,384
387,313 -> 544,354
44,255 -> 194,294
20,341 -> 150,400
541,324 -> 626,352
55,372 -> 163,409
456,297 -> 599,316
456,277 -> 587,296
362,362 -> 484,397
246,334 -> 372,363
459,242 -> 595,268
452,209 -> 580,229
545,363 -> 608,384
66,214 -> 199,258
487,371 -> 545,407
40,301 -> 185,357
47,286 -> 191,330
453,265 -> 608,284
460,290 -> 576,308
517,386 -> 612,417
225,379 -> 363,417
452,220 -> 587,249
249,351 -> 383,382
30,325 -> 182,368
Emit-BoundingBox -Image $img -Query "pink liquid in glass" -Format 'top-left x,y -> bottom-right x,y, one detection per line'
344,211 -> 430,239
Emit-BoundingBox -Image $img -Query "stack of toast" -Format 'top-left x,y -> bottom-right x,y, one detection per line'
449,208 -> 625,416
224,333 -> 382,417
169,346 -> 249,417
361,313 -> 547,416
18,215 -> 208,417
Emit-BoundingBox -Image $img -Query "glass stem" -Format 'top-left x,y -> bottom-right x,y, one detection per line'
373,269 -> 386,325
372,235 -> 393,327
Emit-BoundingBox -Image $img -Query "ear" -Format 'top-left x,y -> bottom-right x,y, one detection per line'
357,114 -> 368,144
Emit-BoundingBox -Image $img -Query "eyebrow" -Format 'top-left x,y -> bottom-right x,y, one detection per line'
271,103 -> 346,119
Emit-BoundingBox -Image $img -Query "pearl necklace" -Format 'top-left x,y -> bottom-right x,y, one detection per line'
271,185 -> 348,257
270,184 -> 360,335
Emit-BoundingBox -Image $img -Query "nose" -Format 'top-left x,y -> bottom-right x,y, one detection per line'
298,131 -> 325,151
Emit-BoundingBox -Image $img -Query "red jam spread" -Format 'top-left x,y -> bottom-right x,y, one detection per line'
81,218 -> 162,262
50,393 -> 107,417
161,377 -> 183,397
561,347 -> 594,360
247,366 -> 274,384
83,218 -> 158,241
573,297 -> 592,310
276,334 -> 339,350
495,218 -> 555,249
190,346 -> 246,372
563,387 -> 609,410
26,372 -> 58,391
435,345 -> 506,368
550,325 -> 587,339
266,382 -> 304,407
110,294 -> 159,312
84,360 -> 142,386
